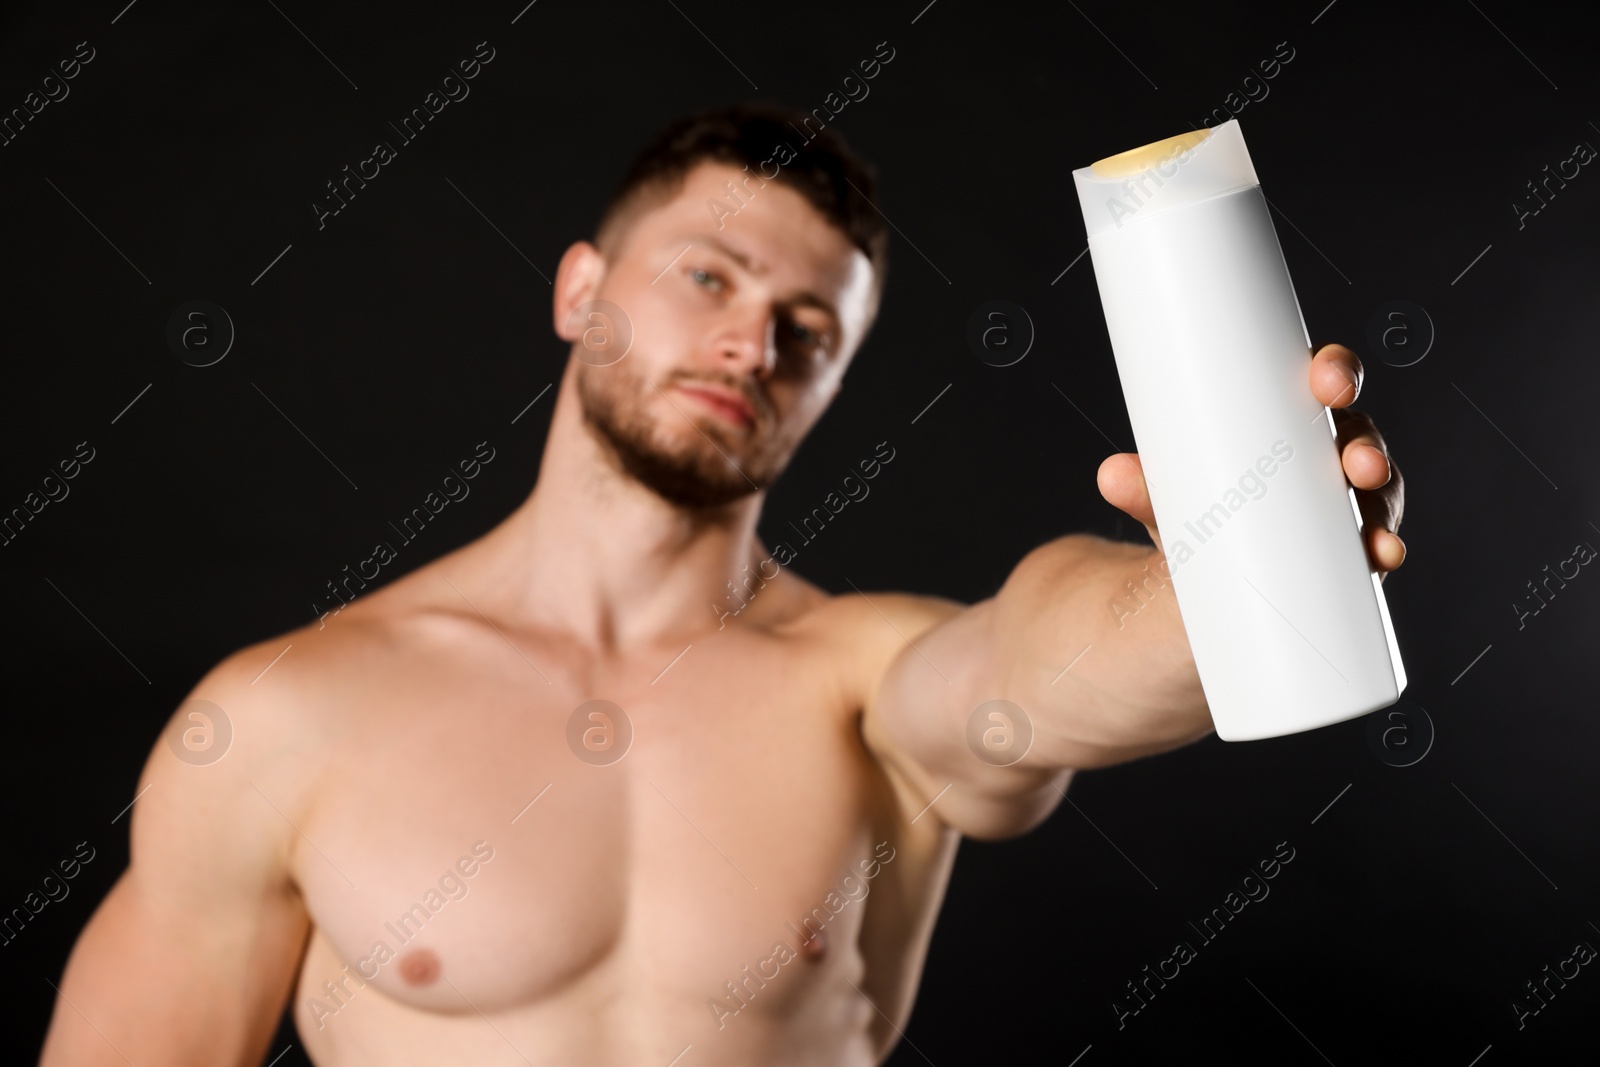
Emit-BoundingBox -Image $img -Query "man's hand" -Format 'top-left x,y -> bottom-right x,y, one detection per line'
1095,342 -> 1406,577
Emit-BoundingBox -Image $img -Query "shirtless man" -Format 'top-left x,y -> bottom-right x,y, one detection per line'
39,103 -> 1405,1066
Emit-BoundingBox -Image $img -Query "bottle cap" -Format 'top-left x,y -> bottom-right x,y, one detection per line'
1072,119 -> 1259,240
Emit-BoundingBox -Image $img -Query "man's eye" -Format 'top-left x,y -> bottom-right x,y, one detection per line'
787,320 -> 830,353
689,267 -> 723,291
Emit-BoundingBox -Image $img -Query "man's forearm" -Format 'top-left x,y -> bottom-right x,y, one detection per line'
991,532 -> 1214,770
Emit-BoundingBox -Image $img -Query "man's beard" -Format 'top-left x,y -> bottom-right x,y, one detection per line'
576,358 -> 794,509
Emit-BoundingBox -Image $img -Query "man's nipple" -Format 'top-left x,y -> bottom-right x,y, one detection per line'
398,948 -> 441,986
799,928 -> 827,962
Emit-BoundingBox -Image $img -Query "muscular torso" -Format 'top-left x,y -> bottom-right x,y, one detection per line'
259,552 -> 959,1066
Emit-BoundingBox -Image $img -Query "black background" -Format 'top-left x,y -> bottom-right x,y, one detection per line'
3,0 -> 1597,1063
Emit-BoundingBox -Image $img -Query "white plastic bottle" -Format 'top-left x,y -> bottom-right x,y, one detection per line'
1071,119 -> 1405,741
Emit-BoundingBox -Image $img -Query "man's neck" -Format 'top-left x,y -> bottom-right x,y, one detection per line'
461,367 -> 770,651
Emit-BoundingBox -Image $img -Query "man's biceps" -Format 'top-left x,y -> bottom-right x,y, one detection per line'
126,760 -> 293,890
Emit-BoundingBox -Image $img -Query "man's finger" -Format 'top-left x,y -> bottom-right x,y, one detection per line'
1311,343 -> 1363,409
1332,409 -> 1392,491
1349,435 -> 1405,569
1356,484 -> 1406,573
1096,453 -> 1160,544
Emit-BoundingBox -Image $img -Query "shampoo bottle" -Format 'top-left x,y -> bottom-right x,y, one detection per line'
1071,119 -> 1405,741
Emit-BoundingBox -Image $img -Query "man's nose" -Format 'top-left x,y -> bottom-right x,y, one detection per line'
714,306 -> 778,377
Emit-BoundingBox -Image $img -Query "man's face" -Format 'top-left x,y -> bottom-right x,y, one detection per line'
560,161 -> 877,508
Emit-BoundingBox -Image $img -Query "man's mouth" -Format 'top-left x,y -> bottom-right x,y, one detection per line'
673,382 -> 757,429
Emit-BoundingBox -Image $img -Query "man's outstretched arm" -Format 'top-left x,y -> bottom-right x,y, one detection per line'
862,343 -> 1405,840
859,532 -> 1212,840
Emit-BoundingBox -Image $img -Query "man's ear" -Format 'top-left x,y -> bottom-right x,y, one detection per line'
552,240 -> 607,341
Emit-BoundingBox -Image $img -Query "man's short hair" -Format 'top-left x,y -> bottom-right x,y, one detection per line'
594,101 -> 889,297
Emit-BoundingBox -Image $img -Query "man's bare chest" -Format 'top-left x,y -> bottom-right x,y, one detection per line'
287,635 -> 899,1026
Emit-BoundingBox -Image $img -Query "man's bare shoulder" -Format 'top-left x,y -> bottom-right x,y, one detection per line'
775,579 -> 969,698
789,582 -> 966,641
207,564 -> 479,732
